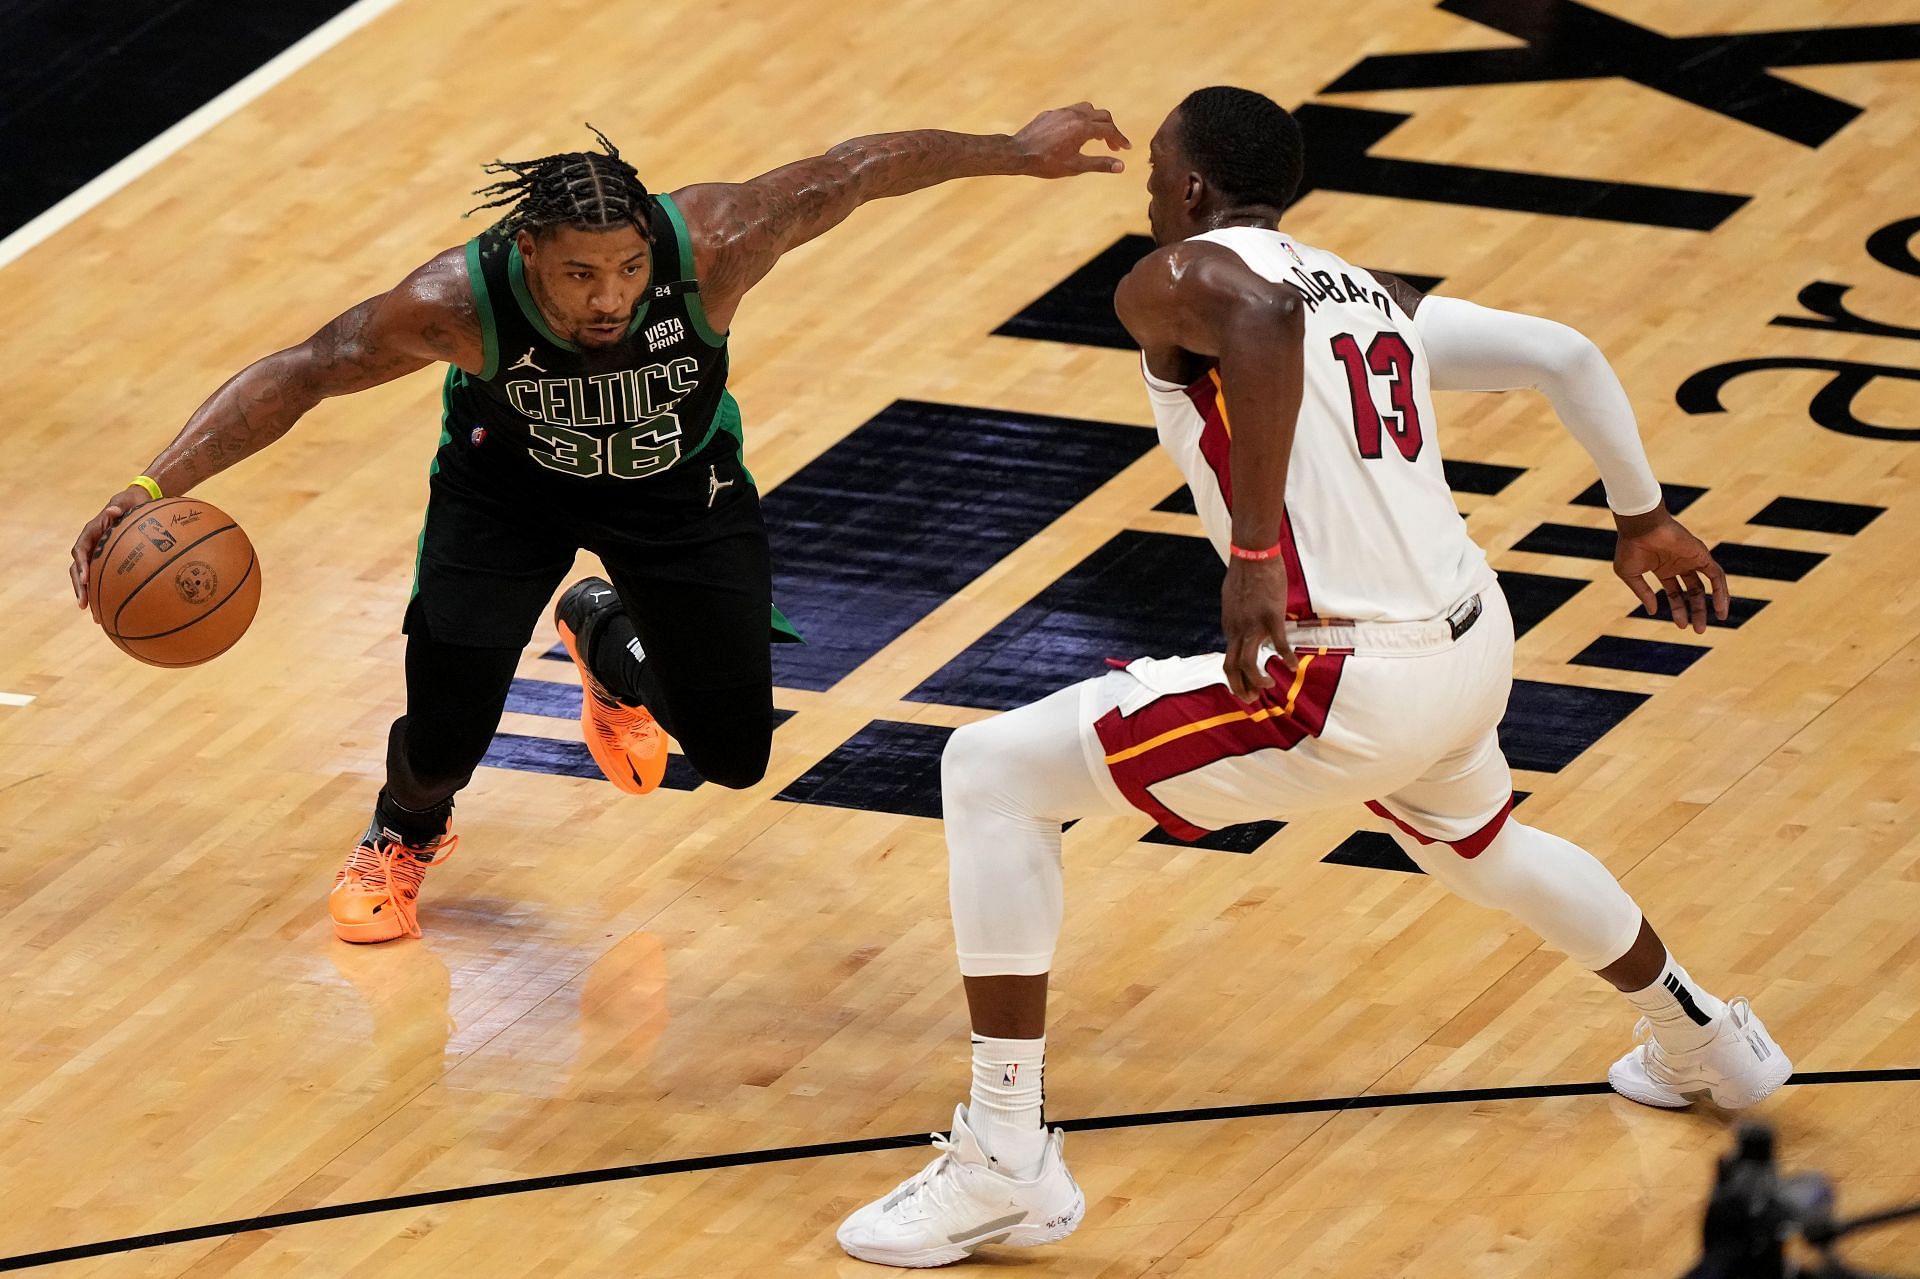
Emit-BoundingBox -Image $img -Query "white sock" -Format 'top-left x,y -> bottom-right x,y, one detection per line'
1624,955 -> 1728,1054
969,1035 -> 1046,1179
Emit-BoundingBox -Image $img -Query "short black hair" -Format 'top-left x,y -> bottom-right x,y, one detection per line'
468,124 -> 656,241
1175,86 -> 1304,210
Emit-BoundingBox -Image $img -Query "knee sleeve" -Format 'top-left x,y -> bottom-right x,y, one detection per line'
945,680 -> 1129,978
1389,818 -> 1644,970
945,720 -> 1065,977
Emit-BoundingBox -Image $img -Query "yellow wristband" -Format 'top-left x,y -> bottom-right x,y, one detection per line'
129,475 -> 163,501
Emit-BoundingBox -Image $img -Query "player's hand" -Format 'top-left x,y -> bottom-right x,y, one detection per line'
1221,556 -> 1297,702
1013,103 -> 1130,178
70,485 -> 152,610
1613,503 -> 1729,634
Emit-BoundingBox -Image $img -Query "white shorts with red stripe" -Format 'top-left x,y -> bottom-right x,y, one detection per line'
1084,585 -> 1517,856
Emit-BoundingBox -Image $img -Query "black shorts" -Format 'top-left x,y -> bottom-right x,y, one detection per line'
405,428 -> 780,659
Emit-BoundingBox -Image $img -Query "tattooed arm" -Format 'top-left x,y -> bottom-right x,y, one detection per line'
70,248 -> 482,606
671,103 -> 1130,333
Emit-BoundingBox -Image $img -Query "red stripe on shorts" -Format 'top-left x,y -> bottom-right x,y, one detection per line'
1364,793 -> 1516,860
1096,652 -> 1347,839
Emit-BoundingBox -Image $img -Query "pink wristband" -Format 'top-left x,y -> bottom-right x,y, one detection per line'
1230,542 -> 1284,562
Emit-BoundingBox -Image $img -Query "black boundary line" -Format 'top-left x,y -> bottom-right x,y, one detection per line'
4,1069 -> 1915,1272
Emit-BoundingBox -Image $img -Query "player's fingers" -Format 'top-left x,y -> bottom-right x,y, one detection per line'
1622,571 -> 1660,616
1660,576 -> 1686,630
1093,115 -> 1133,149
1248,647 -> 1276,691
88,508 -> 120,557
1704,556 -> 1731,621
1681,572 -> 1708,634
1227,635 -> 1260,703
1239,638 -> 1268,698
1253,621 -> 1287,686
72,531 -> 100,603
1072,151 -> 1124,174
1267,620 -> 1297,674
73,506 -> 123,603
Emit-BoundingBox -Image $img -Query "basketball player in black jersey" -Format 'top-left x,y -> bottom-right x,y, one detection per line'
70,104 -> 1130,943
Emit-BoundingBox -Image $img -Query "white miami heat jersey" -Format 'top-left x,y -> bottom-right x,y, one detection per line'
1142,225 -> 1492,625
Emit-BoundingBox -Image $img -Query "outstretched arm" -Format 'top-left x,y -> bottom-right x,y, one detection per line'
1411,293 -> 1659,515
69,249 -> 482,607
672,103 -> 1129,332
1407,288 -> 1728,632
1116,242 -> 1308,701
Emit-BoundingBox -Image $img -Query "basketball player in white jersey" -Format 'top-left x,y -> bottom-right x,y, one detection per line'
838,87 -> 1796,1267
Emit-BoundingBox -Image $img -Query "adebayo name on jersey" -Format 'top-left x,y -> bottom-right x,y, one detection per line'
1288,266 -> 1395,318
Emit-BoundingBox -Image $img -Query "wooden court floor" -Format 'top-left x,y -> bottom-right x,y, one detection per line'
4,0 -> 1920,1273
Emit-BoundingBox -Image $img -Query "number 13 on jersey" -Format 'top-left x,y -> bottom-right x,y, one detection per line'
1330,332 -> 1424,462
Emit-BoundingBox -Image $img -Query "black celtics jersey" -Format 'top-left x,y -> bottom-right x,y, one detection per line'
442,193 -> 739,486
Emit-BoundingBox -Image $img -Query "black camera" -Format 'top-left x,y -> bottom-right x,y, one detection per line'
1683,1123 -> 1918,1279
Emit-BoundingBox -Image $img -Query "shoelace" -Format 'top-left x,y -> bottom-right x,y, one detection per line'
886,1132 -> 969,1219
1627,1016 -> 1682,1085
338,834 -> 458,938
1632,996 -> 1753,1087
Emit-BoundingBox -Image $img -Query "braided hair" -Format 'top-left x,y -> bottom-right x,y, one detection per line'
1175,87 -> 1305,211
468,125 -> 656,241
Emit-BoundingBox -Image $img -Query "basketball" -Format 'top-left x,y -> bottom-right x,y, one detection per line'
88,497 -> 260,667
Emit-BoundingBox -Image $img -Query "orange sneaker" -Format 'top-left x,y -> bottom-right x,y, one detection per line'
330,821 -> 457,944
553,577 -> 667,795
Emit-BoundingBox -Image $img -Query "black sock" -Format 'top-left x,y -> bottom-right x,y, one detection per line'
588,609 -> 652,707
374,788 -> 452,848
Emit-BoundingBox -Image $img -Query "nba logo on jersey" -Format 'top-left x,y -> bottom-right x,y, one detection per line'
470,427 -> 486,447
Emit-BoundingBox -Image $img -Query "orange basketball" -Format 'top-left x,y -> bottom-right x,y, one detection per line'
88,497 -> 261,667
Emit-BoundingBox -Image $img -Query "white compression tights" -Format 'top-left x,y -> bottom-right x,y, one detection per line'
1381,822 -> 1644,971
947,678 -> 1131,977
947,675 -> 1645,977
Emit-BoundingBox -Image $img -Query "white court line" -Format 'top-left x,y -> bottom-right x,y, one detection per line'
0,693 -> 35,707
0,0 -> 407,274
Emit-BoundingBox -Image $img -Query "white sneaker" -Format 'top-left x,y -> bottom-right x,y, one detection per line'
1609,997 -> 1792,1109
838,1105 -> 1085,1267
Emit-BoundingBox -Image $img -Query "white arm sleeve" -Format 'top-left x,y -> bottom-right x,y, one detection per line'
1413,295 -> 1662,517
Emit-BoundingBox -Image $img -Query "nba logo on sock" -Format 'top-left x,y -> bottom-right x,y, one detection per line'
1002,1063 -> 1018,1086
